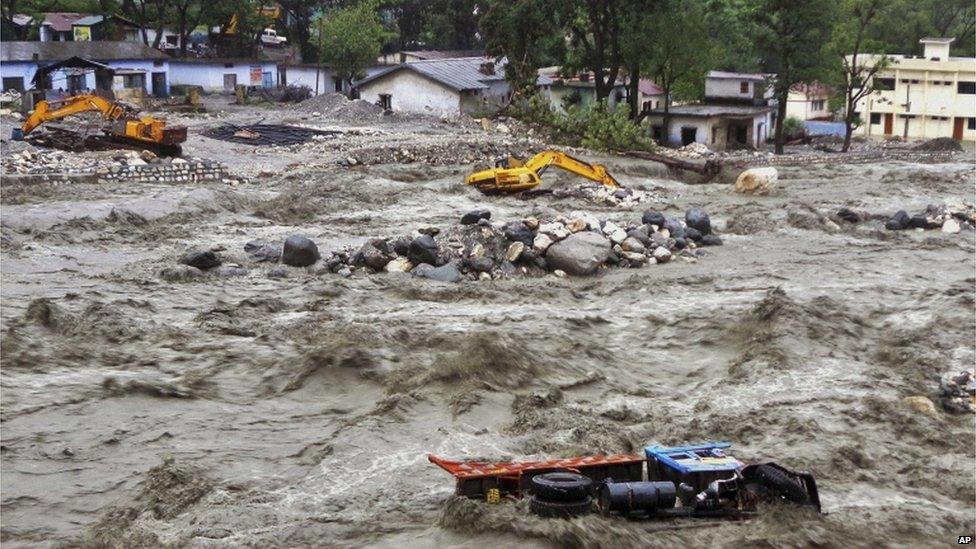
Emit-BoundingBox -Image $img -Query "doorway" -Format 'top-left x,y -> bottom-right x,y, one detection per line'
680,126 -> 697,146
883,113 -> 893,135
952,117 -> 964,140
223,73 -> 237,91
151,72 -> 167,97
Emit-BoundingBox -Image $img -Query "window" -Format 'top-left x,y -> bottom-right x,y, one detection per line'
1,76 -> 24,92
642,100 -> 651,112
378,93 -> 392,110
812,99 -> 825,111
651,125 -> 663,141
153,60 -> 163,67
958,81 -> 976,94
875,77 -> 895,90
740,81 -> 749,93
969,118 -> 976,130
910,79 -> 919,84
870,113 -> 881,125
224,63 -> 234,68
122,74 -> 145,89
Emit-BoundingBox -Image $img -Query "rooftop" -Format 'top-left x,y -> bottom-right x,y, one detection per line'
357,56 -> 550,91
72,15 -> 105,26
648,103 -> 772,118
707,70 -> 772,82
402,50 -> 485,60
41,12 -> 89,32
1,41 -> 168,62
920,37 -> 955,43
639,79 -> 664,95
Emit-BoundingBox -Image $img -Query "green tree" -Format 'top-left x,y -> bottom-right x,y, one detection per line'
563,0 -> 624,102
644,0 -> 718,142
828,0 -> 892,152
480,0 -> 563,101
314,1 -> 394,91
750,0 -> 837,154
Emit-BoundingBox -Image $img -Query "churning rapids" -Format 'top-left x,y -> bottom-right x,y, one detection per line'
1,111 -> 974,548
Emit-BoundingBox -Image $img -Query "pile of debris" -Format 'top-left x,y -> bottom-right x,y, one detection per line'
939,369 -> 975,414
836,199 -> 976,233
2,145 -> 109,175
290,92 -> 386,123
321,207 -> 723,282
253,85 -> 312,103
339,138 -> 541,167
675,142 -> 713,158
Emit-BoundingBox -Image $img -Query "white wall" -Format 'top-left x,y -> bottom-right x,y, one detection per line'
282,66 -> 338,94
1,62 -> 36,91
169,61 -> 278,92
106,60 -> 168,95
358,70 -> 460,116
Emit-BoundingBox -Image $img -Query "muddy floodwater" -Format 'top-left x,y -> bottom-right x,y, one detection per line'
1,110 -> 974,548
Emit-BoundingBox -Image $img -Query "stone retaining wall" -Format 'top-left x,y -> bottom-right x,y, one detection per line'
3,160 -> 232,186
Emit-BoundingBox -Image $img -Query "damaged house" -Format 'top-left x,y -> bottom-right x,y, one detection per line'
645,71 -> 776,149
355,57 -> 550,117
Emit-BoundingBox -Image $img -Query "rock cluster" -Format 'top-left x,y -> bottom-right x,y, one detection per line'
872,200 -> 976,233
939,369 -> 975,414
317,207 -> 723,282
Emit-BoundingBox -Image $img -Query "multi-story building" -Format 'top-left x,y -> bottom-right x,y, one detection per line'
852,38 -> 976,141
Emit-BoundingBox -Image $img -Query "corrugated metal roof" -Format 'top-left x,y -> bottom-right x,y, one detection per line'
707,70 -> 772,81
0,41 -> 168,62
72,15 -> 104,26
402,50 -> 485,60
41,12 -> 88,32
648,103 -> 772,118
357,57 -> 551,91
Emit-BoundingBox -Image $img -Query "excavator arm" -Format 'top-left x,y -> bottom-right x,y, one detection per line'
522,151 -> 619,189
18,93 -> 186,155
464,150 -> 620,193
21,94 -> 127,136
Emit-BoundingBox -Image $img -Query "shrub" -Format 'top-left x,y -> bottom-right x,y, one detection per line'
510,94 -> 652,152
782,116 -> 806,140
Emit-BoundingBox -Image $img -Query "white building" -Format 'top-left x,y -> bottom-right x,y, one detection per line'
852,38 -> 976,141
356,57 -> 549,117
168,59 -> 280,92
0,41 -> 170,96
39,12 -> 86,42
786,82 -> 832,120
645,70 -> 775,149
538,67 -> 627,113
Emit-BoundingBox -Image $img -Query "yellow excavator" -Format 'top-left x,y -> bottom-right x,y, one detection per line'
18,94 -> 187,155
465,150 -> 620,194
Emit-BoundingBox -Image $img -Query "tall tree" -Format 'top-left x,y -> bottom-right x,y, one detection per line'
480,0 -> 563,101
314,0 -> 394,91
829,0 -> 891,152
643,0 -> 718,141
564,0 -> 623,102
750,0 -> 836,154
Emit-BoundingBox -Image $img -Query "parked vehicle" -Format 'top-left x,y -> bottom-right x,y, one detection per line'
260,28 -> 287,47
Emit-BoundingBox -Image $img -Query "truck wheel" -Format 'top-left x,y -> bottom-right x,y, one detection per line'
529,472 -> 593,502
753,464 -> 810,505
529,495 -> 593,518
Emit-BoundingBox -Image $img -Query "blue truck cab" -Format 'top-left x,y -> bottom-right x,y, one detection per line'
645,442 -> 743,492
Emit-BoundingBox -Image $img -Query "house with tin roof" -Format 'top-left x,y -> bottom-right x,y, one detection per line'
39,12 -> 88,42
0,41 -> 170,97
355,57 -> 550,117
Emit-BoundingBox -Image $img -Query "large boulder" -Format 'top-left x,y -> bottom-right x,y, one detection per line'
503,220 -> 536,245
412,262 -> 461,283
244,240 -> 282,263
685,208 -> 712,234
357,240 -> 390,270
281,235 -> 320,266
663,218 -> 685,240
408,234 -> 439,265
885,210 -> 910,231
461,209 -> 491,225
642,210 -> 666,228
734,167 -> 777,195
544,231 -> 611,276
181,250 -> 220,270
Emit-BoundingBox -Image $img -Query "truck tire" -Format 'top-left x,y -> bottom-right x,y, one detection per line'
529,495 -> 593,518
529,472 -> 593,502
753,464 -> 810,505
